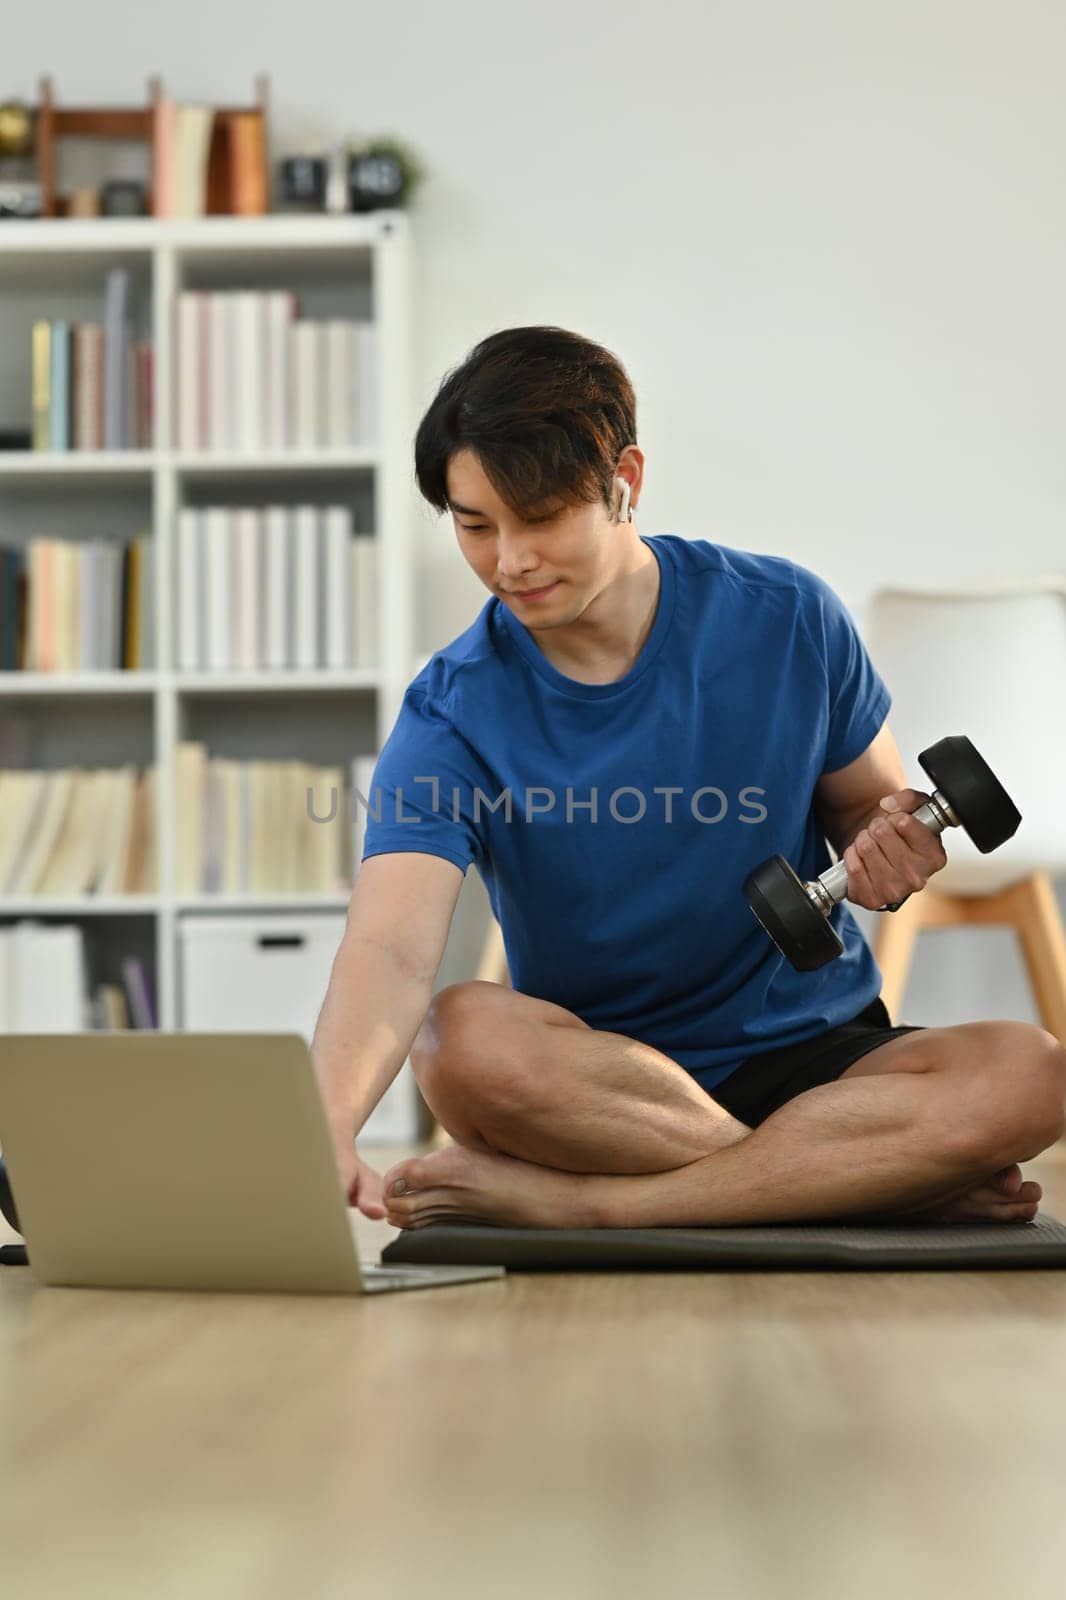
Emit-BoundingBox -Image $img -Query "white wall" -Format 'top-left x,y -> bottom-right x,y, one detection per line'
7,0 -> 1065,1025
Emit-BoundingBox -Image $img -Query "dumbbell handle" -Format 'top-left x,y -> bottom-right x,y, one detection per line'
809,791 -> 960,913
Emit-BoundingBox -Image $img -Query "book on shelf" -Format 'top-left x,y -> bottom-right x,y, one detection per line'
0,533 -> 154,672
153,98 -> 267,219
174,290 -> 378,451
120,955 -> 158,1029
0,764 -> 157,897
0,923 -> 156,1033
30,269 -> 151,452
94,982 -> 131,1030
176,503 -> 376,671
176,741 -> 362,896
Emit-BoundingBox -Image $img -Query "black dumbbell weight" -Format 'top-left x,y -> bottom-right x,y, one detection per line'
744,735 -> 1021,972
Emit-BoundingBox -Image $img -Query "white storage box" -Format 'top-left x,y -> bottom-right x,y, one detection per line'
179,913 -> 418,1143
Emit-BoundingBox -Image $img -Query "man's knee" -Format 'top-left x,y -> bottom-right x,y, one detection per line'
410,981 -> 520,1096
948,1022 -> 1066,1163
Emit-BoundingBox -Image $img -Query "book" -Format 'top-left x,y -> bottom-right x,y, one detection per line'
352,536 -> 378,668
72,324 -> 104,450
323,505 -> 353,668
96,765 -> 140,894
234,506 -> 262,669
152,96 -> 177,217
172,105 -> 216,219
0,771 -> 47,893
52,539 -> 77,671
293,505 -> 320,668
35,768 -> 94,895
176,742 -> 208,893
0,764 -> 156,899
103,269 -> 131,450
0,548 -> 25,670
290,321 -> 320,449
204,506 -> 231,670
8,770 -> 76,896
263,506 -> 290,669
235,292 -> 264,451
49,321 -> 71,451
94,982 -> 131,1030
207,293 -> 233,451
177,509 -> 203,669
31,320 -> 51,452
130,768 -> 158,893
120,955 -> 157,1029
265,293 -> 296,449
175,291 -> 203,450
7,922 -> 87,1030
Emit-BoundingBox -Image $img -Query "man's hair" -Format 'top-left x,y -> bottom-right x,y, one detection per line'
414,326 -> 637,520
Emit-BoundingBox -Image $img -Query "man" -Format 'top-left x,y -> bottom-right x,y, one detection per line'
311,326 -> 1066,1233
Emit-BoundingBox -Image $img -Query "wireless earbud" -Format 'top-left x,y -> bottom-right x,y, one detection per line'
615,477 -> 632,524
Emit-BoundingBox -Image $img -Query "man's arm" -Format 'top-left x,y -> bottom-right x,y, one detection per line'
311,851 -> 465,1146
813,720 -> 908,857
812,720 -> 947,910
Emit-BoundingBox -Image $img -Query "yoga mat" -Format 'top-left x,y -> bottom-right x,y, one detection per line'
381,1215 -> 1066,1271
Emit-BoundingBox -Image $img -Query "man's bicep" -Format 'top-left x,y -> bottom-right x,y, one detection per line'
814,720 -> 908,839
344,851 -> 465,984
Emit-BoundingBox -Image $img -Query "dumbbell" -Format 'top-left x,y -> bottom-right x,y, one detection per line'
744,734 -> 1021,972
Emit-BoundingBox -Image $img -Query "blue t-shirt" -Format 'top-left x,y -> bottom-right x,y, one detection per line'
361,534 -> 891,1094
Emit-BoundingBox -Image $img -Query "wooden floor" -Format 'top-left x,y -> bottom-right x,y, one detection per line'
2,1142 -> 1066,1598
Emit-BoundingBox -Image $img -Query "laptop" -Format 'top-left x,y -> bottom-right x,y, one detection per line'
0,1033 -> 504,1295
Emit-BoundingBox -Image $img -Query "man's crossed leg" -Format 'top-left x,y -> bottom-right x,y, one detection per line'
381,982 -> 1066,1232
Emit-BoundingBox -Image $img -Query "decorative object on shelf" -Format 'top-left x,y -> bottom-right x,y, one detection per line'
67,187 -> 101,218
0,181 -> 41,219
276,154 -> 327,212
100,179 -> 148,217
0,101 -> 33,160
36,75 -> 158,219
0,103 -> 40,220
347,137 -> 424,212
0,100 -> 35,160
278,136 -> 424,215
325,144 -> 349,215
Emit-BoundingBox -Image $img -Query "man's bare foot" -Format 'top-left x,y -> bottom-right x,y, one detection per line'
891,1163 -> 1042,1225
381,1144 -> 597,1231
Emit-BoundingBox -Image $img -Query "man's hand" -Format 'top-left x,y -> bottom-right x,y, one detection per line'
331,1130 -> 388,1219
842,788 -> 948,911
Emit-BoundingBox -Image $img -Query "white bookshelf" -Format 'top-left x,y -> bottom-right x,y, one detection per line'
0,212 -> 418,1043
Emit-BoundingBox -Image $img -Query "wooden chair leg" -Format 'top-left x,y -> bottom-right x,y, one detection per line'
1002,873 -> 1066,1046
874,891 -> 926,1023
873,885 -> 967,1024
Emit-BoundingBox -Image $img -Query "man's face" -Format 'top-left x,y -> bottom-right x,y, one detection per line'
445,448 -> 616,630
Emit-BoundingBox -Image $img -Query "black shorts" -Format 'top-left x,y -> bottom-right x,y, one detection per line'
709,996 -> 926,1128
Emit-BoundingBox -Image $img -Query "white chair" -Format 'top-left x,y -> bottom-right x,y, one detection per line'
862,577 -> 1066,1043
